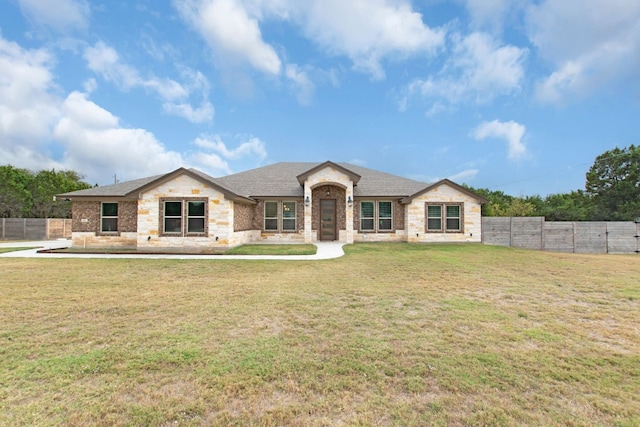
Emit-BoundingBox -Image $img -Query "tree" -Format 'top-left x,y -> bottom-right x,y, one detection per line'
0,166 -> 32,217
0,166 -> 92,218
585,145 -> 640,221
538,191 -> 593,221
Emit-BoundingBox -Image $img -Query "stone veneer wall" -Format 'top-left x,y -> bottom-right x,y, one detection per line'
136,174 -> 234,250
406,184 -> 482,243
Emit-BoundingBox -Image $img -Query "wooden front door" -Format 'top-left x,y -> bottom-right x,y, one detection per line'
320,199 -> 336,241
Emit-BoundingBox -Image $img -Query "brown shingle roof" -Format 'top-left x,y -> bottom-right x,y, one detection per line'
58,162 -> 485,203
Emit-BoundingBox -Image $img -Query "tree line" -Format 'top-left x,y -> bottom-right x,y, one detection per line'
467,145 -> 640,221
0,166 -> 91,218
1,145 -> 638,220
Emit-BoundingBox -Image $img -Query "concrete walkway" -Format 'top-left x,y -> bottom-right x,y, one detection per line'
0,240 -> 346,260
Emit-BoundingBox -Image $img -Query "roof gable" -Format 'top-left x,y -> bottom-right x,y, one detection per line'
296,161 -> 361,186
58,167 -> 255,203
401,179 -> 489,204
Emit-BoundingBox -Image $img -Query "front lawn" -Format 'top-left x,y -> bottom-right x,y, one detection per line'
1,243 -> 638,426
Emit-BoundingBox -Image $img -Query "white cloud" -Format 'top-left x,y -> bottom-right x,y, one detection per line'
285,0 -> 445,80
461,0 -> 524,33
471,119 -> 527,160
0,36 -> 61,167
18,0 -> 89,32
403,32 -> 527,111
174,0 -> 282,75
53,91 -> 185,183
526,0 -> 640,103
447,168 -> 479,183
175,0 -> 444,80
285,64 -> 314,105
194,134 -> 267,160
190,134 -> 268,176
83,41 -> 213,123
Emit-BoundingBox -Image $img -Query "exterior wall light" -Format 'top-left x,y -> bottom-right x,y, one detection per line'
347,196 -> 353,207
305,196 -> 310,206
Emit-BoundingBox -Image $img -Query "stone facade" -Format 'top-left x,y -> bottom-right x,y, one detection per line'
136,174 -> 232,251
302,166 -> 355,243
66,165 -> 485,250
405,183 -> 483,243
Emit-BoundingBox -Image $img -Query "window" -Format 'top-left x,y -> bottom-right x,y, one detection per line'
446,205 -> 461,231
101,202 -> 118,232
161,198 -> 207,235
426,203 -> 463,233
361,201 -> 374,231
264,201 -> 278,231
282,201 -> 296,231
164,201 -> 182,233
360,200 -> 393,232
187,201 -> 205,233
378,201 -> 392,230
427,205 -> 442,231
264,201 -> 298,232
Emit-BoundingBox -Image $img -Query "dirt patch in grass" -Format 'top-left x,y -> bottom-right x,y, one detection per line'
1,243 -> 639,426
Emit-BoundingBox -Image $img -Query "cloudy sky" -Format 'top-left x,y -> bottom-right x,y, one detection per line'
1,0 -> 639,196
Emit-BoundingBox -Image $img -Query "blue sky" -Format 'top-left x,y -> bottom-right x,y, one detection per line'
1,0 -> 639,196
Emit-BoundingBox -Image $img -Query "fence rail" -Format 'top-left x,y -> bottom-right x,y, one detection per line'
482,217 -> 639,254
0,218 -> 72,240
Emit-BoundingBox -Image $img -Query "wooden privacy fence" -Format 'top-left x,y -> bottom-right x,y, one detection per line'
0,218 -> 72,240
482,217 -> 640,254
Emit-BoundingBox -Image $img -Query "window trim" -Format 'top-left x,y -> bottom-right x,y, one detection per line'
360,201 -> 375,231
282,201 -> 296,232
359,200 -> 393,233
159,197 -> 208,237
426,202 -> 464,233
264,201 -> 278,231
100,202 -> 118,234
263,200 -> 299,233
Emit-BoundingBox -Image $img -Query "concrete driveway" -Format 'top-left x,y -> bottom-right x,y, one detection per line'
0,240 -> 345,260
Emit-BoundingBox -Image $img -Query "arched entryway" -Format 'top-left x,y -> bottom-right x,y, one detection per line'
311,184 -> 346,241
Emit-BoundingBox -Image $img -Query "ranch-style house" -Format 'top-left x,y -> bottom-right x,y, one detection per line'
58,161 -> 488,251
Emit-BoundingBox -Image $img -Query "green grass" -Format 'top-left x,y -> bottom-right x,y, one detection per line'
0,247 -> 36,253
1,243 -> 639,426
225,244 -> 317,255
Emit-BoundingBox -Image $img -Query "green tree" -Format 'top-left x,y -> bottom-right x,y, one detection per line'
0,165 -> 33,217
585,145 -> 640,221
538,190 -> 594,221
0,165 -> 91,218
28,169 -> 92,218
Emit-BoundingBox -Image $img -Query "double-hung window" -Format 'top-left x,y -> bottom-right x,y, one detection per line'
360,202 -> 375,231
360,201 -> 393,232
101,202 -> 118,233
264,201 -> 278,231
264,201 -> 297,232
162,199 -> 207,235
282,201 -> 296,231
426,203 -> 463,233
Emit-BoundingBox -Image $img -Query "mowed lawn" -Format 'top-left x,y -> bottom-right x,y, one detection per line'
1,244 -> 639,426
